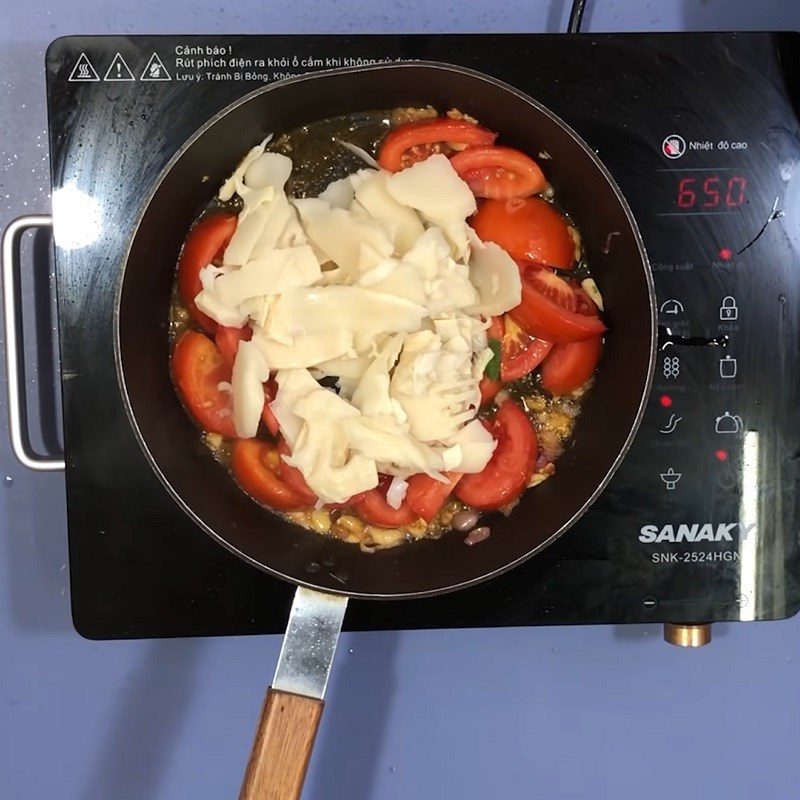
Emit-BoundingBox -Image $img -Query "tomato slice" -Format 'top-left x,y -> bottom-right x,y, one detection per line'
378,118 -> 497,172
232,439 -> 310,511
324,491 -> 370,512
354,476 -> 418,527
406,473 -> 462,522
215,325 -> 252,368
261,380 -> 280,437
455,401 -> 537,510
572,284 -> 600,317
178,213 -> 238,333
479,376 -> 502,407
500,314 -> 553,382
541,335 -> 603,395
471,197 -> 576,269
510,266 -> 607,343
487,315 -> 505,341
171,330 -> 236,437
275,439 -> 318,505
450,146 -> 546,200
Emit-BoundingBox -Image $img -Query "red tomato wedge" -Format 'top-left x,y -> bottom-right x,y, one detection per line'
572,283 -> 600,317
177,213 -> 238,332
450,146 -> 546,200
261,380 -> 280,437
500,314 -> 553,382
487,315 -> 505,341
378,117 -> 497,172
275,439 -> 318,505
354,476 -> 418,527
232,439 -> 310,511
510,266 -> 607,343
324,491 -> 371,512
406,473 -> 462,522
171,330 -> 236,437
479,376 -> 502,407
541,335 -> 603,395
455,401 -> 537,510
215,325 -> 252,368
471,197 -> 576,269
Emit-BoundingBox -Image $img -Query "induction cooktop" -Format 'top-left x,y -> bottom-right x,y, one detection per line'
42,33 -> 800,640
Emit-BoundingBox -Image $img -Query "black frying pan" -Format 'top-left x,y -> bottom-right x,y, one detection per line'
115,63 -> 655,799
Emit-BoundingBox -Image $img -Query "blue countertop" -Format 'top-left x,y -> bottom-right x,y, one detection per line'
2,2 -> 800,798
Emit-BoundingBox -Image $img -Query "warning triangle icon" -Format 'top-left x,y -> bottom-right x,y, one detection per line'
68,52 -> 100,82
140,53 -> 171,82
104,52 -> 135,82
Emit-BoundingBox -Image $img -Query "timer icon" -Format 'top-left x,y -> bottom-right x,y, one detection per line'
662,134 -> 686,159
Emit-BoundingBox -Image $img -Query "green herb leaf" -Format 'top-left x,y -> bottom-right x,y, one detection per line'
484,338 -> 502,381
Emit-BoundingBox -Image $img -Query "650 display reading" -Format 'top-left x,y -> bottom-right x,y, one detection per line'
675,174 -> 747,210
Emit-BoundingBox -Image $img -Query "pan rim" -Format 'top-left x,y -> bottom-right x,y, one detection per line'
112,60 -> 657,600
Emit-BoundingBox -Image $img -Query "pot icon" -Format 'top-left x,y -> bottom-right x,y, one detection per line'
719,355 -> 737,379
715,412 -> 743,434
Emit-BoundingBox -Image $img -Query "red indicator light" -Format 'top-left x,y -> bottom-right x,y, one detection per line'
659,394 -> 673,408
715,449 -> 729,462
719,247 -> 732,261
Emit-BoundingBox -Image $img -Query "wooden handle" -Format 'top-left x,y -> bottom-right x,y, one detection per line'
238,688 -> 324,800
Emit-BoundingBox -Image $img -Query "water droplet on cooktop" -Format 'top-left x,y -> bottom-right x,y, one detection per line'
4,476 -> 13,487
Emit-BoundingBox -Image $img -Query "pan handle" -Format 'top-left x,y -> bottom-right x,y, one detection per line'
239,688 -> 325,800
239,588 -> 348,800
1,215 -> 64,471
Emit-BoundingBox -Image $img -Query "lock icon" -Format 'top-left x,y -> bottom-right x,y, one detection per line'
719,296 -> 739,321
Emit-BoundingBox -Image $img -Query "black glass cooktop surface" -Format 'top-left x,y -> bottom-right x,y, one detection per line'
45,33 -> 800,639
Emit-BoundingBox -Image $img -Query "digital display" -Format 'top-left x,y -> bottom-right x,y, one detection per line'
662,172 -> 748,214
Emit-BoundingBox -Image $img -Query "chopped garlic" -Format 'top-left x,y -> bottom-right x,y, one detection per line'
581,277 -> 604,311
386,476 -> 409,510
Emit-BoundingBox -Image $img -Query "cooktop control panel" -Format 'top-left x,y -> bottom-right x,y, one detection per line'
45,33 -> 800,638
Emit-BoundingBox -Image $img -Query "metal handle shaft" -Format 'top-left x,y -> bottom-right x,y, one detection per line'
1,215 -> 64,471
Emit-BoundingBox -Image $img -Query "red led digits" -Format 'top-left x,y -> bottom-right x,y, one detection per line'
677,177 -> 696,208
702,176 -> 721,208
726,176 -> 747,206
674,175 -> 747,210
659,394 -> 673,408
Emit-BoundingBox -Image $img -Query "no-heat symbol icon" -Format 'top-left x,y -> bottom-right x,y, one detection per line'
141,53 -> 172,82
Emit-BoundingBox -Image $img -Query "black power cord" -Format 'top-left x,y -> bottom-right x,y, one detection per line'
568,0 -> 587,33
